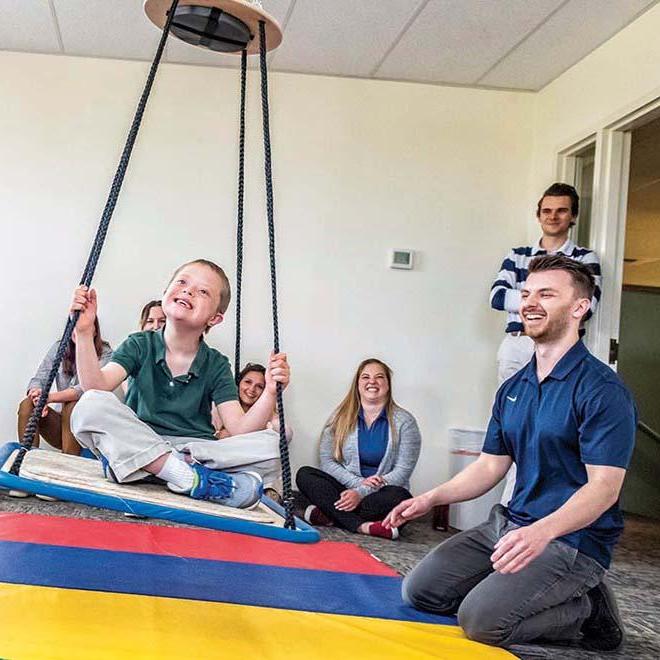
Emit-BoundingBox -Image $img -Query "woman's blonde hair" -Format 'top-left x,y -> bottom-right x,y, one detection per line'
327,358 -> 396,462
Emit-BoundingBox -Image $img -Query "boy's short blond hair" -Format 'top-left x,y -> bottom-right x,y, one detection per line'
169,259 -> 231,314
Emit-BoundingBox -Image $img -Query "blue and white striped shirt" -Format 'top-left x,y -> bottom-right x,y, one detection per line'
490,238 -> 602,334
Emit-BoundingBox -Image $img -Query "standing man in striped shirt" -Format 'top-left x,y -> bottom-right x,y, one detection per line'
490,182 -> 602,503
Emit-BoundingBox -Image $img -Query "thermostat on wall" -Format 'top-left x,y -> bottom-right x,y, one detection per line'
390,248 -> 414,270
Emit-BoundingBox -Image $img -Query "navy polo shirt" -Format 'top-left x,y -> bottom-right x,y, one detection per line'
358,407 -> 389,477
483,340 -> 636,568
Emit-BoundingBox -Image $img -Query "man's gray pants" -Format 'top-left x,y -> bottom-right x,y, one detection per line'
402,505 -> 605,647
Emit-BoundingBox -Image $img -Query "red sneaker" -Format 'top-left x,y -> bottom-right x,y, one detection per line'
367,521 -> 399,540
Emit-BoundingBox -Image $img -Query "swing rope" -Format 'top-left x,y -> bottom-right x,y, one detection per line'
12,5 -> 296,532
234,49 -> 248,381
258,20 -> 295,529
9,0 -> 180,475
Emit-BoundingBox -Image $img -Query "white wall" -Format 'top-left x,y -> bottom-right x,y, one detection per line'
0,50 -> 536,493
531,2 -> 660,225
8,1 -> 660,494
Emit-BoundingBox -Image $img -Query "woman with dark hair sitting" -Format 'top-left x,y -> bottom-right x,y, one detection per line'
214,363 -> 287,437
296,358 -> 421,540
17,318 -> 113,457
213,362 -> 292,502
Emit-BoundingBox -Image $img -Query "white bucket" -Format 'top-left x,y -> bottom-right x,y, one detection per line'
448,427 -> 505,531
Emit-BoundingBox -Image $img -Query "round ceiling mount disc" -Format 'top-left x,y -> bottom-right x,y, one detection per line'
144,0 -> 283,54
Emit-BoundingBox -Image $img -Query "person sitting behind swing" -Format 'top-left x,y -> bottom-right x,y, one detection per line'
296,358 -> 421,540
139,299 -> 166,332
213,362 -> 293,502
69,258 -> 291,509
17,319 -> 113,457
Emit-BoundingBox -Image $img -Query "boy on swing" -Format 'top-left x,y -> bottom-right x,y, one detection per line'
69,258 -> 290,509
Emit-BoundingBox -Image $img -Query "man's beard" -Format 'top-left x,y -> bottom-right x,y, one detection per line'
523,312 -> 571,343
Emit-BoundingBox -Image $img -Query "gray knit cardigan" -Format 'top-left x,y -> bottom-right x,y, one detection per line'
319,405 -> 422,497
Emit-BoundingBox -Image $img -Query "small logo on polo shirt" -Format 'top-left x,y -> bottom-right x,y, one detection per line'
506,395 -> 517,402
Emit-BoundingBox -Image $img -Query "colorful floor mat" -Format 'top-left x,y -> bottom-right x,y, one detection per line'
0,513 -> 515,659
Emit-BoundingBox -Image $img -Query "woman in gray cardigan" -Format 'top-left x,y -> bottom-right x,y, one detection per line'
17,317 -> 112,457
296,358 -> 421,540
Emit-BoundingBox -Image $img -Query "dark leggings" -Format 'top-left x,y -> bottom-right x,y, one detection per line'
296,465 -> 411,533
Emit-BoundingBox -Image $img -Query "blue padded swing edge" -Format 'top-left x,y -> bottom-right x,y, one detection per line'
0,442 -> 319,543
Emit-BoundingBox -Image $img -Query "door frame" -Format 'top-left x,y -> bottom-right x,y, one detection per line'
556,97 -> 660,366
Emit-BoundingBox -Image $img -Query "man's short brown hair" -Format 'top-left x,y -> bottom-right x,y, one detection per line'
528,254 -> 595,300
536,182 -> 579,218
169,259 -> 231,314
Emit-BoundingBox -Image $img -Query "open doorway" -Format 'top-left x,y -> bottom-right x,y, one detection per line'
573,144 -> 596,248
617,116 -> 660,519
570,143 -> 597,347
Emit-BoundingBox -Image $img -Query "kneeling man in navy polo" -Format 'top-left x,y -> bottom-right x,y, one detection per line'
385,254 -> 636,652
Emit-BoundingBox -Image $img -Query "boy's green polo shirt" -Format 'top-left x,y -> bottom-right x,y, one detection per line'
111,330 -> 237,438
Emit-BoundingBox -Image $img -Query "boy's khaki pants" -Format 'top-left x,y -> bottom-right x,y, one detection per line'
70,390 -> 282,489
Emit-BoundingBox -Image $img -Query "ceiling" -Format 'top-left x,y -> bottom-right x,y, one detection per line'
0,0 -> 658,92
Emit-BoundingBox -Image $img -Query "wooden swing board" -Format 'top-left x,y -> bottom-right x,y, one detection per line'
0,443 -> 319,543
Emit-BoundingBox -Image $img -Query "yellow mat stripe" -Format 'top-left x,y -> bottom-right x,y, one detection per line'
0,583 -> 514,660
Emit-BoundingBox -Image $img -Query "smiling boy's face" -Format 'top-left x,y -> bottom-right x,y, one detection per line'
162,262 -> 224,331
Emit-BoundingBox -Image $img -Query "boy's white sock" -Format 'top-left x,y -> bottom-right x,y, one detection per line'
155,452 -> 195,492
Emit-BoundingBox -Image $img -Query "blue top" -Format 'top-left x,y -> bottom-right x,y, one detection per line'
482,340 -> 636,568
358,407 -> 389,477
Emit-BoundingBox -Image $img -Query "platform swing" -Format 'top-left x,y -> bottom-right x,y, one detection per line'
0,0 -> 319,544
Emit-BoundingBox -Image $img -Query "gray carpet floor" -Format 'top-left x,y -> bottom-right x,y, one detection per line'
1,491 -> 658,660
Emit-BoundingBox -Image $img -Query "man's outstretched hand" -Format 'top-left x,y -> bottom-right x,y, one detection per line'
383,493 -> 434,529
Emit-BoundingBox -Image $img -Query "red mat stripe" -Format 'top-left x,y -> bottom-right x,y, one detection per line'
0,513 -> 397,575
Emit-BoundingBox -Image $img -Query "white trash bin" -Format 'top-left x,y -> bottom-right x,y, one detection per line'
447,427 -> 505,531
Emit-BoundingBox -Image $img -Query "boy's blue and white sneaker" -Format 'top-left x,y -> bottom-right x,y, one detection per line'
171,464 -> 263,509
